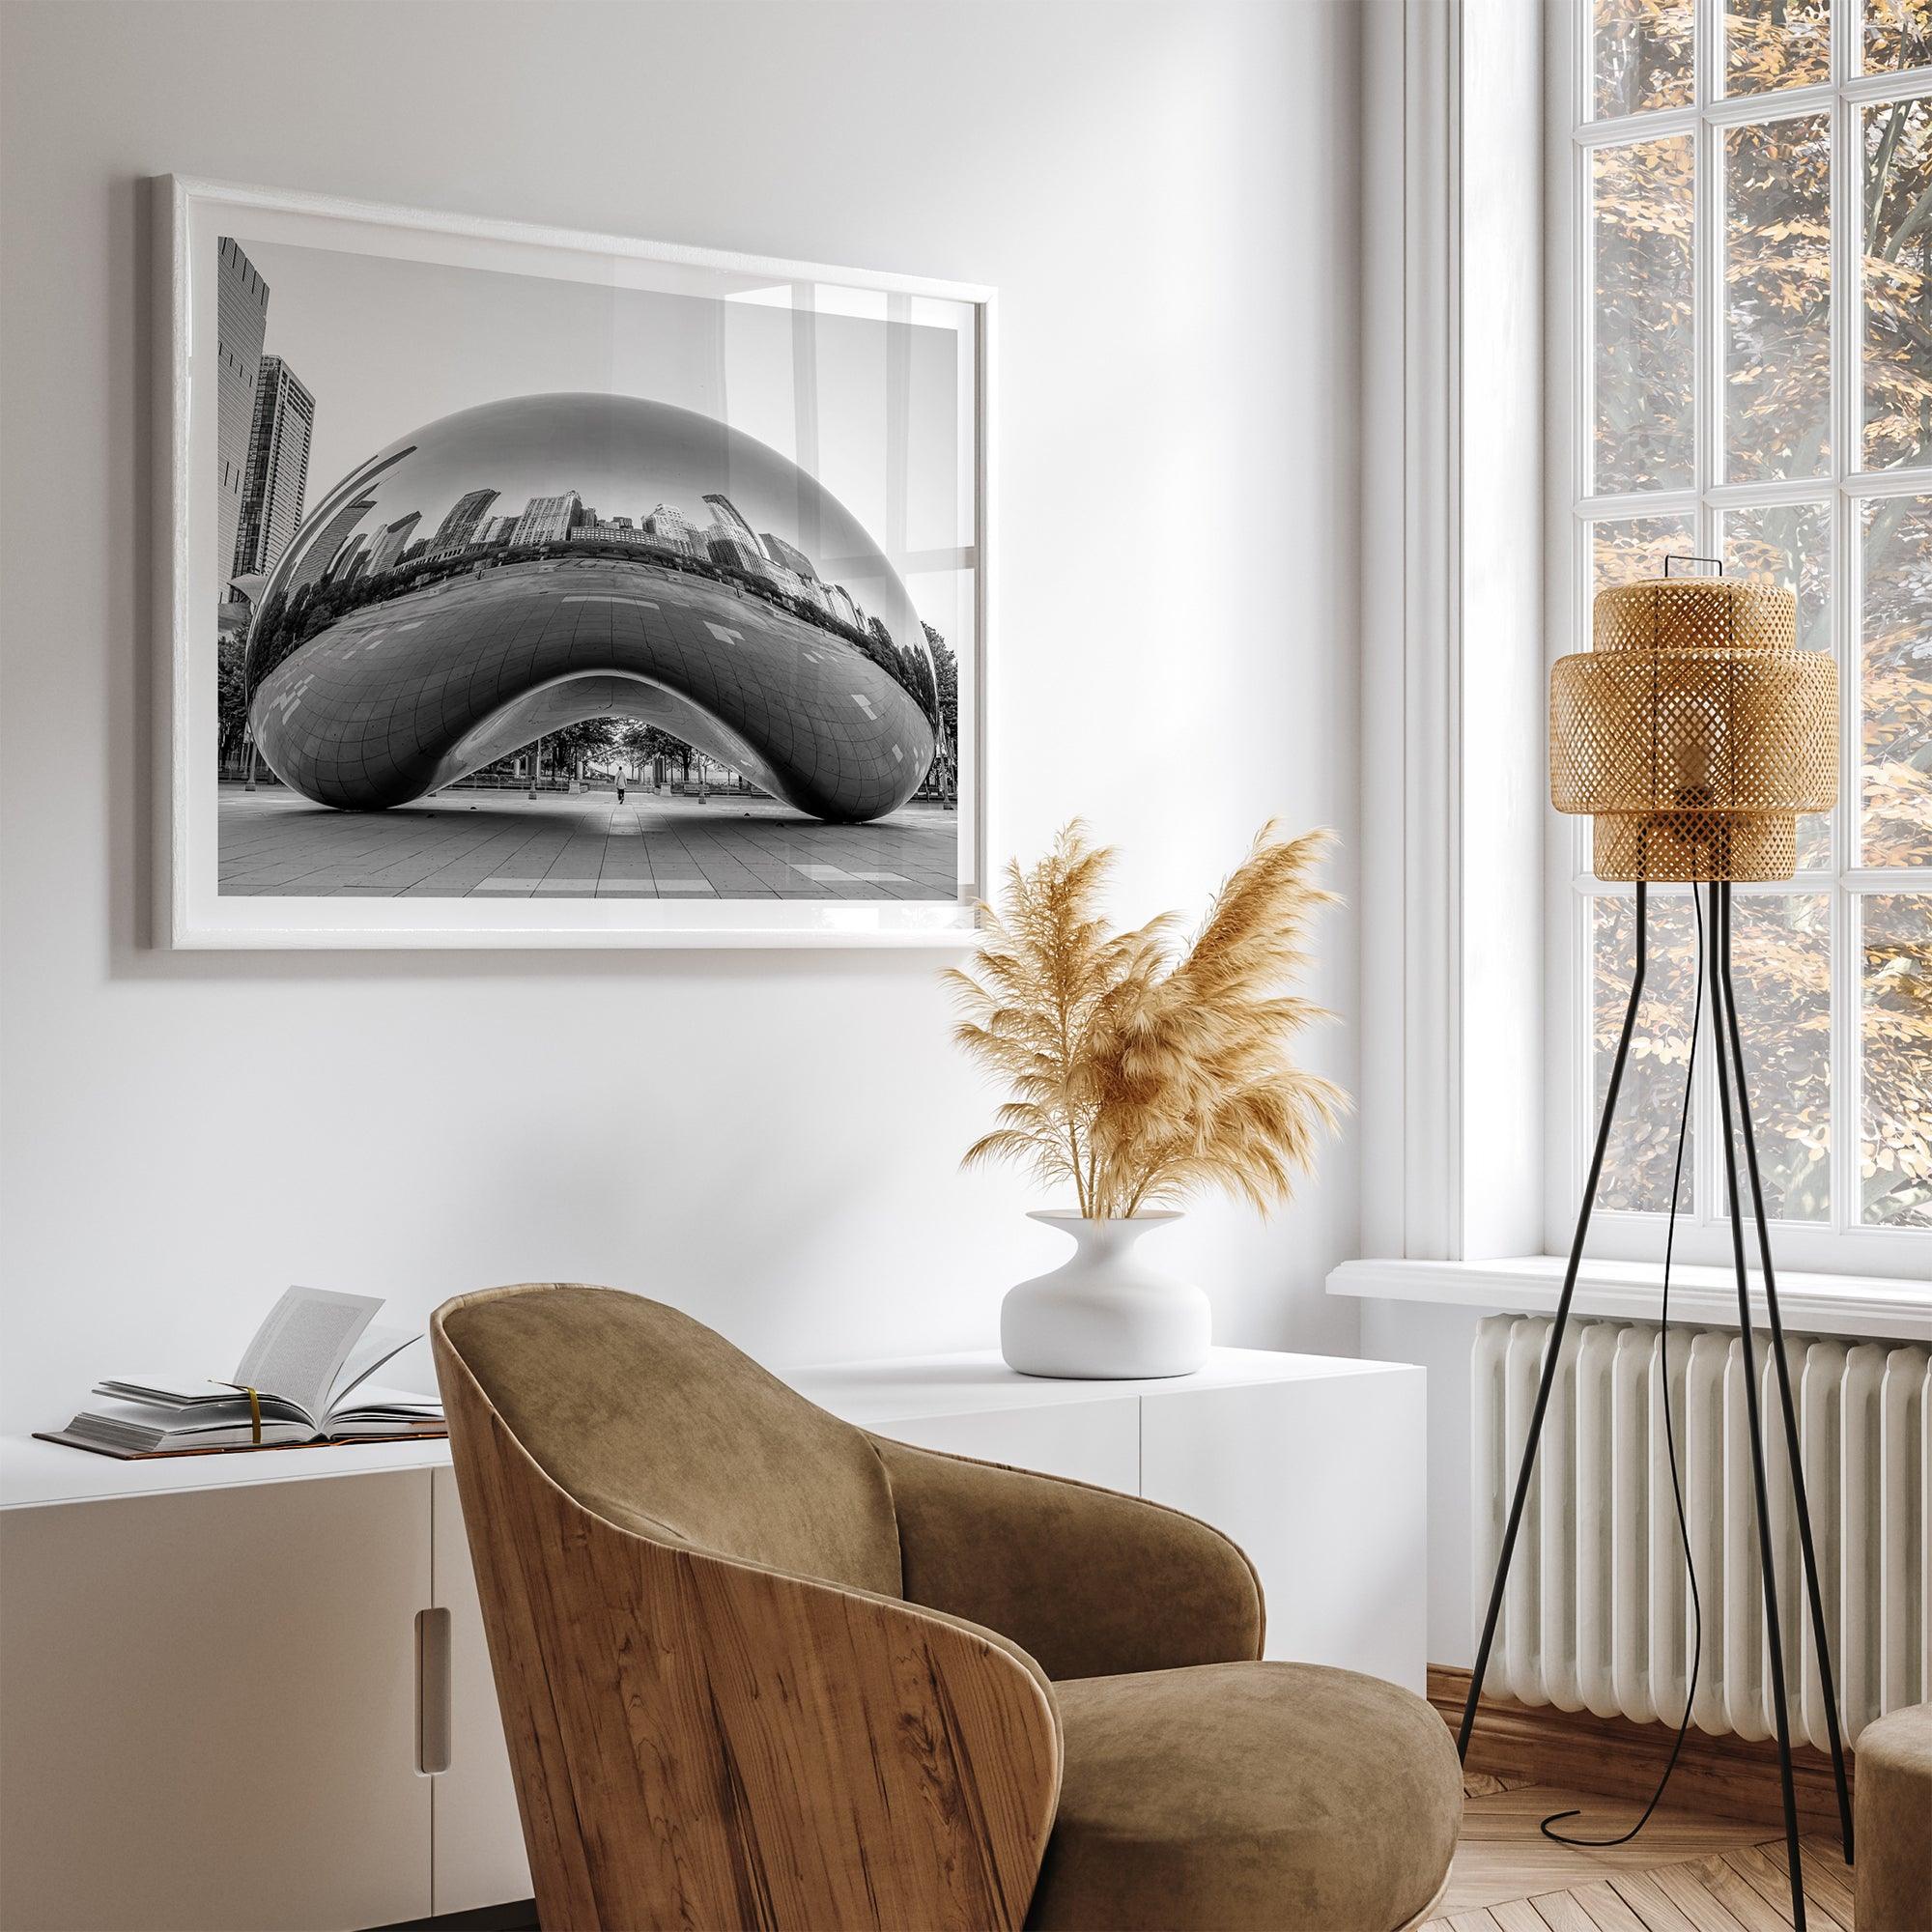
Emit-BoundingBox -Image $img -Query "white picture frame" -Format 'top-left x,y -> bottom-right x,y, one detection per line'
154,175 -> 993,948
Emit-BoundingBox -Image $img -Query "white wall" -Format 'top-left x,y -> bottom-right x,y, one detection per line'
0,0 -> 1364,1432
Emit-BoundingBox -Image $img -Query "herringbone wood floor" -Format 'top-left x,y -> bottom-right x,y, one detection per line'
1423,1774 -> 1858,1930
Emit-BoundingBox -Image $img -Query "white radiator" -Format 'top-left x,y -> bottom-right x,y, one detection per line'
1472,1314 -> 1931,1746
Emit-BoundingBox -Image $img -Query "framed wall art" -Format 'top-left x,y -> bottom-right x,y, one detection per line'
155,176 -> 991,947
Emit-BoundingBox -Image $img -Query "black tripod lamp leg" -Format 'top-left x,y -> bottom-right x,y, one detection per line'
1459,885 -> 1650,1763
1711,884 -> 1806,1931
1716,891 -> 1856,1864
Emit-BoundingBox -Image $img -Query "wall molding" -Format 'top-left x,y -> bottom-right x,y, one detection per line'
1431,1663 -> 1855,1838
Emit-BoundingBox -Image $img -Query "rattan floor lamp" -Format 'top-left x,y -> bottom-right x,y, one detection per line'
1456,566 -> 1853,1932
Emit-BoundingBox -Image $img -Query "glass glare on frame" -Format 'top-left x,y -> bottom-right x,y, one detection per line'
1725,115 -> 1833,484
1594,136 -> 1697,494
1862,98 -> 1932,472
1723,501 -> 1834,867
1861,892 -> 1932,1228
1728,0 -> 1833,94
1592,892 -> 1702,1215
1593,0 -> 1694,118
1861,495 -> 1932,868
1864,0 -> 1932,73
1722,894 -> 1833,1222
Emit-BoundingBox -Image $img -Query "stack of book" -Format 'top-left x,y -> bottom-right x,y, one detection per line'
40,1287 -> 445,1459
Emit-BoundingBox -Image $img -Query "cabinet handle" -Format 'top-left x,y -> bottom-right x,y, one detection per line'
415,1607 -> 452,1776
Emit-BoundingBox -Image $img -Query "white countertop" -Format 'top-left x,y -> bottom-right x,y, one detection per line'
1,1345 -> 1402,1511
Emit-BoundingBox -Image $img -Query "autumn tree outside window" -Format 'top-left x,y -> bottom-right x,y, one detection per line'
1573,0 -> 1931,1251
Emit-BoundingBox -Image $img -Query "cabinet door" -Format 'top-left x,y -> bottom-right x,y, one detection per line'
431,1465 -> 532,1915
870,1397 -> 1140,1492
1139,1370 -> 1428,1691
0,1472 -> 432,1932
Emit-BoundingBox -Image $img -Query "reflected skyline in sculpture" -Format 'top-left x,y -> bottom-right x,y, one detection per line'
243,394 -> 940,823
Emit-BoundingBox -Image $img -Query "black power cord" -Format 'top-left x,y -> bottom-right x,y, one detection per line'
1540,884 -> 1706,1849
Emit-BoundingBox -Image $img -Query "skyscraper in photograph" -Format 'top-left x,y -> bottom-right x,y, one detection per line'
430,487 -> 499,552
702,493 -> 755,538
215,239 -> 270,583
644,503 -> 695,544
512,492 -> 580,546
760,532 -> 817,581
283,495 -> 375,600
231,355 -> 314,579
367,511 -> 422,578
705,530 -> 764,575
330,534 -> 371,584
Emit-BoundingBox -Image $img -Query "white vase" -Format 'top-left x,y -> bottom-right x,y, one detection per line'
1001,1210 -> 1209,1379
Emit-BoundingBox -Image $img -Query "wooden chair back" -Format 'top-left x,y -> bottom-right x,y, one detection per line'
432,1282 -> 1061,1931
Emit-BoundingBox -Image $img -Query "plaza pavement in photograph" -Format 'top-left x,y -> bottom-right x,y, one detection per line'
217,784 -> 958,899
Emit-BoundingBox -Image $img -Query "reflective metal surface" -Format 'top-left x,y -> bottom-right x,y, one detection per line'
244,394 -> 938,822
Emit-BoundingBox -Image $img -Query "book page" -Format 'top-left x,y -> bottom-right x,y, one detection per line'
326,1326 -> 426,1412
233,1287 -> 383,1425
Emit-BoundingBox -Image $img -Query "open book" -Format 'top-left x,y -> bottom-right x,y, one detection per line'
42,1288 -> 444,1458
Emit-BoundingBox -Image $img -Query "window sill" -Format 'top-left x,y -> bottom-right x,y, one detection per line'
1326,1256 -> 1932,1344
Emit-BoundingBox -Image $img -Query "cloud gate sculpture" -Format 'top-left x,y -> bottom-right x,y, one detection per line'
243,394 -> 940,824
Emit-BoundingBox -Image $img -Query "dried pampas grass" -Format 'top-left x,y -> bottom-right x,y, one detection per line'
946,820 -> 1346,1219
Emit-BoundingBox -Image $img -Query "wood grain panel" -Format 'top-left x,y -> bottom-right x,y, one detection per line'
433,1309 -> 1061,1932
1431,1664 -> 1855,1837
1605,1869 -> 1710,1931
1420,1774 -> 1857,1932
1768,1837 -> 1861,1930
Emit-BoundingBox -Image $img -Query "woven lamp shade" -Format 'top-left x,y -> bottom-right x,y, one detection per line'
1549,577 -> 1837,883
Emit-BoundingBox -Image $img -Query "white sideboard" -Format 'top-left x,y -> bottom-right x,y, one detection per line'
0,1346 -> 1424,1932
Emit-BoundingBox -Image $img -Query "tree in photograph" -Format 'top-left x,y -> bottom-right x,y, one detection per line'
616,721 -> 694,781
923,623 -> 960,751
216,633 -> 249,773
543,718 -> 616,775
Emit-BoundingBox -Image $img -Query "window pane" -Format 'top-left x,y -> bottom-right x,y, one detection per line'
1727,0 -> 1832,96
1864,0 -> 1932,73
1861,892 -> 1932,1227
1861,495 -> 1932,867
1862,99 -> 1932,471
1725,894 -> 1833,1221
1594,0 -> 1695,117
1593,892 -> 1701,1213
1595,136 -> 1697,493
1725,116 -> 1832,482
1724,501 -> 1834,867
1593,512 -> 1698,596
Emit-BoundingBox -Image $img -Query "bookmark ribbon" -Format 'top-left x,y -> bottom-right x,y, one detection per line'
220,1383 -> 264,1446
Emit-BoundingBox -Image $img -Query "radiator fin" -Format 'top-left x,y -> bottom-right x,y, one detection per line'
1474,1314 -> 1931,1746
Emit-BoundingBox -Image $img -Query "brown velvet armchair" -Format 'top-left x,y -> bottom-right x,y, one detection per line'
432,1283 -> 1461,1931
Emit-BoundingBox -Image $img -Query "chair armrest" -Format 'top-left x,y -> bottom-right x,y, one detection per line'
870,1434 -> 1264,1680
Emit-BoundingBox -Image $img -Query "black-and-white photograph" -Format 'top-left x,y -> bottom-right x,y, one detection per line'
201,210 -> 980,932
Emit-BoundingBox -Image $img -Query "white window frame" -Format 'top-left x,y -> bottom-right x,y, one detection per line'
1545,0 -> 1932,1281
1336,0 -> 1932,1327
